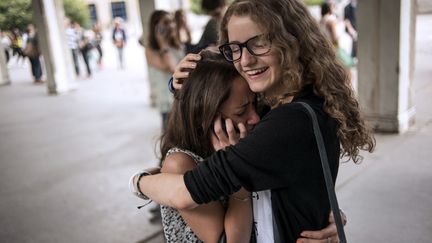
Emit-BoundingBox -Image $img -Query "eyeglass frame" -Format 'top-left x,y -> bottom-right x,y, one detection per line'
219,33 -> 273,62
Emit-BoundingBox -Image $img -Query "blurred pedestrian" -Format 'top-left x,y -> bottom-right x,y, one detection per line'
145,10 -> 184,132
92,22 -> 103,69
0,30 -> 11,63
174,9 -> 192,54
344,0 -> 357,58
23,24 -> 43,84
320,1 -> 338,46
11,28 -> 26,66
75,23 -> 92,78
321,1 -> 354,68
65,19 -> 80,76
112,17 -> 126,69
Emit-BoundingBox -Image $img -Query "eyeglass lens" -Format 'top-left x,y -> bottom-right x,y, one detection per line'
220,34 -> 271,62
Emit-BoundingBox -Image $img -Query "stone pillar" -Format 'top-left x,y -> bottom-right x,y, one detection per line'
32,0 -> 75,94
357,0 -> 416,133
137,0 -> 156,44
0,44 -> 10,85
126,0 -> 142,35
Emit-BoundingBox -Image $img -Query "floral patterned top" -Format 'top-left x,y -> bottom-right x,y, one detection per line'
160,147 -> 204,243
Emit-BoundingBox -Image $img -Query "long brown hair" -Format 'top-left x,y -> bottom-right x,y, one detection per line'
219,0 -> 375,163
174,9 -> 192,44
160,51 -> 240,160
148,10 -> 180,50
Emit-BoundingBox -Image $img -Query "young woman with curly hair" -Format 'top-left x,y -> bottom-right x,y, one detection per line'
134,0 -> 375,242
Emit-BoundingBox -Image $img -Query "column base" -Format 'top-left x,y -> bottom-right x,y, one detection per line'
365,107 -> 416,133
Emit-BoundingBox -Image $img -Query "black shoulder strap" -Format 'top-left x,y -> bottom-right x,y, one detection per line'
297,102 -> 347,243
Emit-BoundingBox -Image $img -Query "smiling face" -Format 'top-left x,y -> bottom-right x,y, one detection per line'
227,15 -> 282,95
219,76 -> 260,132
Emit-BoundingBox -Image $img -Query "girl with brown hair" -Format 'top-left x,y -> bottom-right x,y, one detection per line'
145,10 -> 183,130
153,50 -> 258,242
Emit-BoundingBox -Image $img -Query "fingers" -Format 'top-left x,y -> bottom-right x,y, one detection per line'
176,54 -> 200,72
300,223 -> 337,240
210,132 -> 224,151
173,54 -> 201,90
225,119 -> 240,145
238,123 -> 247,139
328,210 -> 347,226
329,211 -> 335,223
184,53 -> 202,62
173,71 -> 189,89
212,115 -> 230,150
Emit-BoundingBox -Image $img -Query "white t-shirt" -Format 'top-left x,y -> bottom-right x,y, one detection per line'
253,190 -> 275,243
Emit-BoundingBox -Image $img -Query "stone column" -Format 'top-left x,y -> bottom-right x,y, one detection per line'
0,44 -> 10,85
32,0 -> 75,94
357,0 -> 416,133
137,0 -> 155,43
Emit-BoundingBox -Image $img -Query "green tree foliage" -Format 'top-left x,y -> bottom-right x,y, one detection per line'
63,0 -> 91,28
0,0 -> 32,31
304,0 -> 324,6
0,0 -> 90,31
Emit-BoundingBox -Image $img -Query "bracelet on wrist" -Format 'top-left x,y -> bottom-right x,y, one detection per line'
136,172 -> 150,199
129,167 -> 160,201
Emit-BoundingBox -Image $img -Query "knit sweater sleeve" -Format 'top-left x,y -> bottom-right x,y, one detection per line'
184,103 -> 317,204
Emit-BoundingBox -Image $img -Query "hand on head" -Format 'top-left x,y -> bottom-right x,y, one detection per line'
173,53 -> 201,90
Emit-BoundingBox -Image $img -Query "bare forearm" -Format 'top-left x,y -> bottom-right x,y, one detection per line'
179,202 -> 225,242
145,48 -> 174,73
139,173 -> 198,210
224,188 -> 252,243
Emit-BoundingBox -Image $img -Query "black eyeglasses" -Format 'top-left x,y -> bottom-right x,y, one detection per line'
219,34 -> 272,62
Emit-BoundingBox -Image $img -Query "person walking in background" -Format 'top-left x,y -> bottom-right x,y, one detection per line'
65,19 -> 80,77
11,28 -> 26,66
321,1 -> 354,68
0,30 -> 11,63
74,23 -> 92,78
73,25 -> 92,79
92,22 -> 103,69
24,24 -> 43,84
174,9 -> 193,54
344,0 -> 358,59
142,10 -> 184,223
145,10 -> 184,131
21,28 -> 28,67
112,17 -> 126,69
320,1 -> 338,46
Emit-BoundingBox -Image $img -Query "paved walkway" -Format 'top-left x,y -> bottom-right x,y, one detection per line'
0,14 -> 431,243
0,34 -> 165,242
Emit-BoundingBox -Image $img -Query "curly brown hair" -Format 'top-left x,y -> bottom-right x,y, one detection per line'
219,0 -> 375,163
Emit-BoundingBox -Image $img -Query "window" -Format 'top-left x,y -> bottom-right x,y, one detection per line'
88,4 -> 98,25
111,1 -> 128,21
